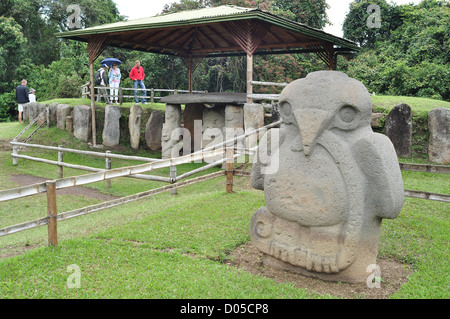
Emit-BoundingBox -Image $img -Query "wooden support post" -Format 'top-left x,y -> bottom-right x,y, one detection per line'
151,88 -> 155,103
89,62 -> 97,146
12,145 -> 18,166
46,181 -> 58,247
119,87 -> 123,105
226,147 -> 234,193
326,44 -> 335,70
58,145 -> 64,178
189,54 -> 193,94
105,150 -> 111,189
170,165 -> 177,195
246,53 -> 253,104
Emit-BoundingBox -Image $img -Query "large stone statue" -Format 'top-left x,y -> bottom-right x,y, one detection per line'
250,71 -> 404,283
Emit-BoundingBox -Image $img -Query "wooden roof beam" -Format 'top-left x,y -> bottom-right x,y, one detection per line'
195,27 -> 221,49
203,25 -> 234,47
163,27 -> 196,48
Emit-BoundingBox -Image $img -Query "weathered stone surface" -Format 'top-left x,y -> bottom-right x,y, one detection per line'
225,105 -> 245,149
129,104 -> 143,150
22,103 -> 30,123
244,103 -> 264,149
250,71 -> 404,283
162,104 -> 181,158
183,103 -> 206,152
27,102 -> 38,123
385,103 -> 412,157
73,105 -> 91,142
102,105 -> 121,147
37,103 -> 47,125
371,113 -> 384,128
160,92 -> 246,105
65,116 -> 73,133
57,104 -> 71,130
428,107 -> 450,164
48,103 -> 58,126
202,105 -> 225,148
145,110 -> 163,151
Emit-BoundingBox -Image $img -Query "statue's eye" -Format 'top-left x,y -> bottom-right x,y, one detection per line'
339,105 -> 357,123
280,101 -> 292,118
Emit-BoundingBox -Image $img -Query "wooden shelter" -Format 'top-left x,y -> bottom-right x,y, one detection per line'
57,5 -> 360,146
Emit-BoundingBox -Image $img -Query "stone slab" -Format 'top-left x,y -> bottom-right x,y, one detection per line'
160,93 -> 247,105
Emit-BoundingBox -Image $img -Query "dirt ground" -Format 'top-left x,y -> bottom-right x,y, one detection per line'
226,242 -> 413,299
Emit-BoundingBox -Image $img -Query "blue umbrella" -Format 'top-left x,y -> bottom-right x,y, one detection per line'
100,58 -> 122,67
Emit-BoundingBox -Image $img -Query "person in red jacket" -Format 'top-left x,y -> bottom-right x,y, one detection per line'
129,60 -> 147,104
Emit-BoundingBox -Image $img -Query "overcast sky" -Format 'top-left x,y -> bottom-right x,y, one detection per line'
113,0 -> 423,37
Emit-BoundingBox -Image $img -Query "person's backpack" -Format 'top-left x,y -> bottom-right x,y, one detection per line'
94,69 -> 102,85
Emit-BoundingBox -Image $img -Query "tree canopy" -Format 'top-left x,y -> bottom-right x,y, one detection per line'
341,0 -> 449,100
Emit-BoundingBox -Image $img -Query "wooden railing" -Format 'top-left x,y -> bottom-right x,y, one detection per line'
81,83 -> 207,104
1,122 -> 280,243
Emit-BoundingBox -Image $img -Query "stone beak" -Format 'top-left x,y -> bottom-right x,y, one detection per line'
294,108 -> 332,156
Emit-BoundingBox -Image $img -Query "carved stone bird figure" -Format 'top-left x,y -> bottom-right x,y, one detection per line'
250,71 -> 404,283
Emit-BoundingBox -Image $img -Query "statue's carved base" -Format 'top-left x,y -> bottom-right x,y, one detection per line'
250,207 -> 379,283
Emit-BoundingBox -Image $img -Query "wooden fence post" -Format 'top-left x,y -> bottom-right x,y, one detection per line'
150,88 -> 155,103
170,165 -> 177,195
119,87 -> 123,105
58,145 -> 64,179
46,180 -> 58,247
105,150 -> 111,189
226,147 -> 234,193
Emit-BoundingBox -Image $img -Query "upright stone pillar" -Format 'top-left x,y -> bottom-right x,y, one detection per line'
48,103 -> 58,126
73,105 -> 91,142
243,103 -> 264,149
184,103 -> 206,153
102,104 -> 122,147
57,104 -> 71,130
385,103 -> 412,157
161,104 -> 181,159
225,105 -> 245,150
129,104 -> 143,150
28,102 -> 39,123
428,107 -> 450,164
145,110 -> 163,151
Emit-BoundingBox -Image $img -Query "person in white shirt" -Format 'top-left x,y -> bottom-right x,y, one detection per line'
29,88 -> 36,103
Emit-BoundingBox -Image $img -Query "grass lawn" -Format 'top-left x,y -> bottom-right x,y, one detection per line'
371,95 -> 450,117
0,113 -> 448,299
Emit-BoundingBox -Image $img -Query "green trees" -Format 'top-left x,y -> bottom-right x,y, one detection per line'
0,16 -> 29,121
0,0 -> 123,121
341,0 -> 449,100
